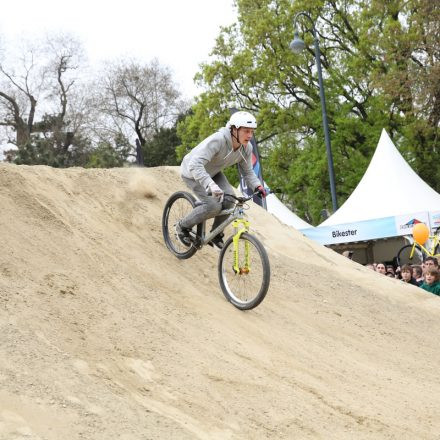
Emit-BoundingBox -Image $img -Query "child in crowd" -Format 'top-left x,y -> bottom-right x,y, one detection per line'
412,265 -> 424,286
419,267 -> 440,296
387,265 -> 400,278
400,265 -> 418,286
376,263 -> 387,275
386,264 -> 394,273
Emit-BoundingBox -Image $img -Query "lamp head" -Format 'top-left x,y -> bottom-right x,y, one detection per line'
290,30 -> 306,53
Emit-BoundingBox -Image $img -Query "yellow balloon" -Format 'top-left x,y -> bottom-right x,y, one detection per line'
412,222 -> 429,245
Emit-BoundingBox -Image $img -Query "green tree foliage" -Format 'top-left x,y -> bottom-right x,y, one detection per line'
143,126 -> 179,167
86,135 -> 131,168
11,134 -> 92,168
177,0 -> 440,224
142,112 -> 192,167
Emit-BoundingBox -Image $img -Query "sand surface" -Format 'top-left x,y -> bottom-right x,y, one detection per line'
1,163 -> 440,439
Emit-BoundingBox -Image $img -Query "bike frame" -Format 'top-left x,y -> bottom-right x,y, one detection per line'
190,197 -> 253,274
410,233 -> 440,259
193,204 -> 247,247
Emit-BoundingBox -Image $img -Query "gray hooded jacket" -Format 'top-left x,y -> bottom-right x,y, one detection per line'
180,127 -> 261,191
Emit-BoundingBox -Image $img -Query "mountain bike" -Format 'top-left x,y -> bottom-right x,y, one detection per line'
162,190 -> 270,310
396,226 -> 440,266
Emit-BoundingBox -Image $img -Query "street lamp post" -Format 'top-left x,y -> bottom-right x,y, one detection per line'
290,12 -> 338,212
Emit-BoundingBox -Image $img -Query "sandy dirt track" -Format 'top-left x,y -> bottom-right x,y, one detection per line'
1,163 -> 440,440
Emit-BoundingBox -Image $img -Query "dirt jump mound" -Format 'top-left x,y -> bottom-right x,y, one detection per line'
1,163 -> 440,439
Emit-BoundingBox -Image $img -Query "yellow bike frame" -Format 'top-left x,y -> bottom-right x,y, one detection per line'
232,218 -> 250,274
411,233 -> 440,259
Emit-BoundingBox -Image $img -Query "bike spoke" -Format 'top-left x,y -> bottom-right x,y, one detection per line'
162,191 -> 200,260
168,199 -> 193,250
397,244 -> 424,266
219,233 -> 269,309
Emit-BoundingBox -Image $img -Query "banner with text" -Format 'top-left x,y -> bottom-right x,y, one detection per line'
302,212 -> 433,245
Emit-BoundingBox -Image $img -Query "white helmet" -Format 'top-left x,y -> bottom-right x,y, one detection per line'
226,111 -> 257,129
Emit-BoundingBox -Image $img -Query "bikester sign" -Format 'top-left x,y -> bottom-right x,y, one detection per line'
331,228 -> 358,239
302,211 -> 432,245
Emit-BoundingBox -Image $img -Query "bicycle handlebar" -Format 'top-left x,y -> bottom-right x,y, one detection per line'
224,189 -> 266,203
208,187 -> 280,203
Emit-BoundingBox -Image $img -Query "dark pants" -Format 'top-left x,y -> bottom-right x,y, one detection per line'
180,172 -> 235,230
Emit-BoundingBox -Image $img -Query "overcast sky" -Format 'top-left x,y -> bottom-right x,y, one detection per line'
0,0 -> 237,99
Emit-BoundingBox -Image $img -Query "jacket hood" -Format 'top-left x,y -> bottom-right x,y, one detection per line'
218,126 -> 233,150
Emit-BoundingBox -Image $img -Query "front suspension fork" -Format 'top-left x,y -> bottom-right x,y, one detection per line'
232,219 -> 250,274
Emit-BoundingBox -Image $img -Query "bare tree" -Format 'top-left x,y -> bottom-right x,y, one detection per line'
41,34 -> 87,151
92,58 -> 187,163
0,32 -> 90,164
0,37 -> 47,147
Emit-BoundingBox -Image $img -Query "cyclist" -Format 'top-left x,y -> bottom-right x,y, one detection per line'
177,111 -> 266,250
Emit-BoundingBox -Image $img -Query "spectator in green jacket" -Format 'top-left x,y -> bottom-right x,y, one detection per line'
420,267 -> 440,296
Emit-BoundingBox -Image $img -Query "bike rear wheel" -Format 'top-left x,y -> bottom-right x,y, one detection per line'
397,244 -> 424,266
218,232 -> 270,310
162,191 -> 202,260
433,227 -> 440,256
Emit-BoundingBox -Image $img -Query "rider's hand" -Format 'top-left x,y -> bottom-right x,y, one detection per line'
208,182 -> 224,202
255,185 -> 267,198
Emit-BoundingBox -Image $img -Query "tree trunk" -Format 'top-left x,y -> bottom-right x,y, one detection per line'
135,138 -> 144,166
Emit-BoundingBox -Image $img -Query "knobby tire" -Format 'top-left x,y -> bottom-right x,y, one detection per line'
397,244 -> 424,266
218,232 -> 270,310
162,191 -> 202,260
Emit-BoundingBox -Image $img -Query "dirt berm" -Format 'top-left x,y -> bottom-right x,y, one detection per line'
1,163 -> 439,440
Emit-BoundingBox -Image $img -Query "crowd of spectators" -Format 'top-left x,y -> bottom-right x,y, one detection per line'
342,251 -> 440,296
364,256 -> 440,296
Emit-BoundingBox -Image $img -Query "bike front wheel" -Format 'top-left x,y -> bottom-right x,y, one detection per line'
218,232 -> 270,310
397,244 -> 424,266
162,191 -> 202,260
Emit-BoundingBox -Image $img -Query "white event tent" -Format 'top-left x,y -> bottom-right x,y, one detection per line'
265,193 -> 312,230
238,185 -> 313,231
302,129 -> 440,245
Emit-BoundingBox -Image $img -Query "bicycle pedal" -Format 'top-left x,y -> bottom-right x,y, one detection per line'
207,242 -> 223,252
188,232 -> 202,249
